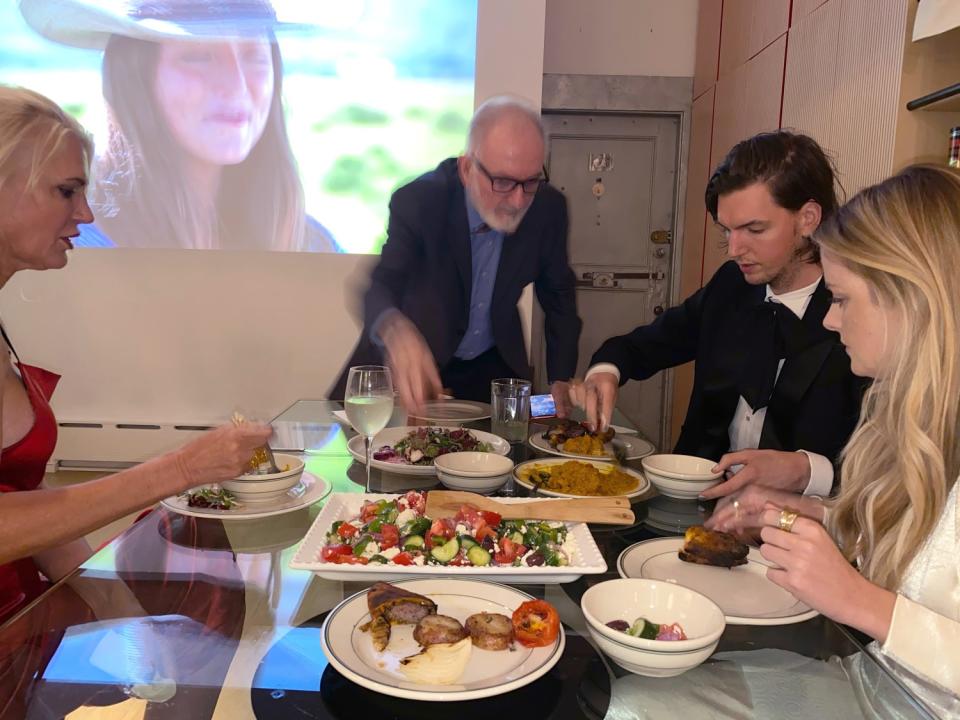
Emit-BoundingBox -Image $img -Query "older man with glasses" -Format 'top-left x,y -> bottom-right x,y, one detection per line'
331,96 -> 581,413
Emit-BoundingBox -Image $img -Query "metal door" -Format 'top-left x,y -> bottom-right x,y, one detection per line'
536,112 -> 681,449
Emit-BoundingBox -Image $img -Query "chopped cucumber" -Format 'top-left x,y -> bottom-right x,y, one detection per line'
368,554 -> 388,564
459,535 -> 478,549
467,545 -> 491,566
430,537 -> 460,564
508,531 -> 524,544
627,618 -> 660,640
403,535 -> 425,551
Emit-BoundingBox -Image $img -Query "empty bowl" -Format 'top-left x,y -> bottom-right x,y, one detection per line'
641,454 -> 722,499
433,451 -> 514,494
221,453 -> 305,502
580,578 -> 725,677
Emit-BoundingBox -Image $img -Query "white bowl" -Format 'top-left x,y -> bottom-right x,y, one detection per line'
641,454 -> 722,499
221,453 -> 304,502
580,578 -> 725,677
434,452 -> 514,494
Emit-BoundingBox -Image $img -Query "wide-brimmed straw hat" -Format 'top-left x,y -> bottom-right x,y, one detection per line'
18,0 -> 310,49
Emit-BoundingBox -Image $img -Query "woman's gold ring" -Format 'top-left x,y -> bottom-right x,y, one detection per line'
778,508 -> 799,533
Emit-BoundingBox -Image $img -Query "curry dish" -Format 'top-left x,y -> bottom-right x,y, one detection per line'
519,460 -> 638,496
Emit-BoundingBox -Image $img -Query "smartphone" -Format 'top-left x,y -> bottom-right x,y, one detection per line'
530,393 -> 557,419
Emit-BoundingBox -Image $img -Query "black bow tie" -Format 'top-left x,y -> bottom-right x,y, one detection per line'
738,300 -> 813,411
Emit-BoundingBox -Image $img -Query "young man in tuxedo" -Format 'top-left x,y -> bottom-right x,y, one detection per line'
332,96 -> 580,412
571,131 -> 866,500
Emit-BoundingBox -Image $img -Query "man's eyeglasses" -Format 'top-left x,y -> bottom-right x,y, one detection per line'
473,157 -> 549,195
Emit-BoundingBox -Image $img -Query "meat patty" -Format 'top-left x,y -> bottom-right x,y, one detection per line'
413,614 -> 467,647
465,612 -> 513,651
387,603 -> 436,625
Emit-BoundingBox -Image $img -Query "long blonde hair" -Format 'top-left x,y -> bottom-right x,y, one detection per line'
816,164 -> 960,590
0,85 -> 92,195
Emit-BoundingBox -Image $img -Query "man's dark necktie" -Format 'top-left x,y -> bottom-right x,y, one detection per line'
739,300 -> 810,411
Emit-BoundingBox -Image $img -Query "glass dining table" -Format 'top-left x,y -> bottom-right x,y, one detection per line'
0,400 -> 938,719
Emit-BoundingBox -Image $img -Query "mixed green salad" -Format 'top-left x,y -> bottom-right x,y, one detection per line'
372,427 -> 493,465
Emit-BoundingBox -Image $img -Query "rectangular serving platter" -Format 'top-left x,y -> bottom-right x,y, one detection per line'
290,493 -> 607,584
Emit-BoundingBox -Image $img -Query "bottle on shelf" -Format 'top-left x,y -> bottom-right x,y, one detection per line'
950,127 -> 960,169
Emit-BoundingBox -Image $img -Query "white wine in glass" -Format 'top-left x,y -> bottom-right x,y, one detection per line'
345,365 -> 394,492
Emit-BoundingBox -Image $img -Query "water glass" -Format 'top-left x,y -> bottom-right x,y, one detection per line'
490,378 -> 532,443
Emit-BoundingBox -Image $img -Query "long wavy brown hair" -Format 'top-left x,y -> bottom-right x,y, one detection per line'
90,35 -> 309,250
816,164 -> 960,590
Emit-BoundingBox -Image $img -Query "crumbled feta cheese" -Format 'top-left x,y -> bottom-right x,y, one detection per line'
396,508 -> 417,526
380,547 -> 401,560
360,542 -> 379,559
413,555 -> 426,566
455,523 -> 469,536
560,534 -> 578,563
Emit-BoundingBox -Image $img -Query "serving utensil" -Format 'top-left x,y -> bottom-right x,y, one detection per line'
232,411 -> 280,474
425,490 -> 635,525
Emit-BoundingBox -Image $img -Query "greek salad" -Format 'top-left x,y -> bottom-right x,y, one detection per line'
319,491 -> 576,568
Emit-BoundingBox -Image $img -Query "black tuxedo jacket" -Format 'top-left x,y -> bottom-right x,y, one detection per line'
330,158 -> 581,399
592,260 -> 867,465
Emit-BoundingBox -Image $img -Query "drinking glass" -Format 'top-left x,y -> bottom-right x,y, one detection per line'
490,378 -> 532,443
345,365 -> 394,492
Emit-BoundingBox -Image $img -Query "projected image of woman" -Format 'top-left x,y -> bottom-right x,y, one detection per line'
19,0 -> 340,252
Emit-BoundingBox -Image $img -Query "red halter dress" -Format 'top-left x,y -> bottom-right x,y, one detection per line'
0,327 -> 60,624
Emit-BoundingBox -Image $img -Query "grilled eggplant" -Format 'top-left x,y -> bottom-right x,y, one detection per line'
360,582 -> 438,651
678,525 -> 749,568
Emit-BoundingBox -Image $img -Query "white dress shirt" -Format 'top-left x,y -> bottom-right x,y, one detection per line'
587,276 -> 833,495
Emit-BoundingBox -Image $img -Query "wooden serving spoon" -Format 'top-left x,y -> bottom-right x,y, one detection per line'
425,490 -> 635,525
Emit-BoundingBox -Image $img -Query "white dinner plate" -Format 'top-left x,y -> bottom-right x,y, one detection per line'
616,537 -> 818,625
290,493 -> 607,584
161,472 -> 330,520
408,399 -> 492,424
512,457 -> 650,500
528,430 -> 655,462
348,426 -> 510,476
320,578 -> 565,701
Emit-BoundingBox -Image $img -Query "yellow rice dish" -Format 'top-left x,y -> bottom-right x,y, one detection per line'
561,435 -> 606,456
519,461 -> 639,496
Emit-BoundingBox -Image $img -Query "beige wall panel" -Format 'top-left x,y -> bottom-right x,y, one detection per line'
711,35 -> 786,169
782,0 -> 841,152
719,0 -> 751,77
829,0 -> 907,196
791,0 -> 830,26
746,0 -> 790,59
694,0 -> 723,98
720,0 -> 789,77
672,87 -> 717,443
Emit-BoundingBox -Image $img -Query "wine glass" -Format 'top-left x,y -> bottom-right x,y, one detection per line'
345,365 -> 395,492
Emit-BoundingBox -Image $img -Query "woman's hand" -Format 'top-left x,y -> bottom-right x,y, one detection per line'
699,449 -> 811,499
706,486 -> 823,533
175,422 -> 272,489
758,506 -> 896,641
